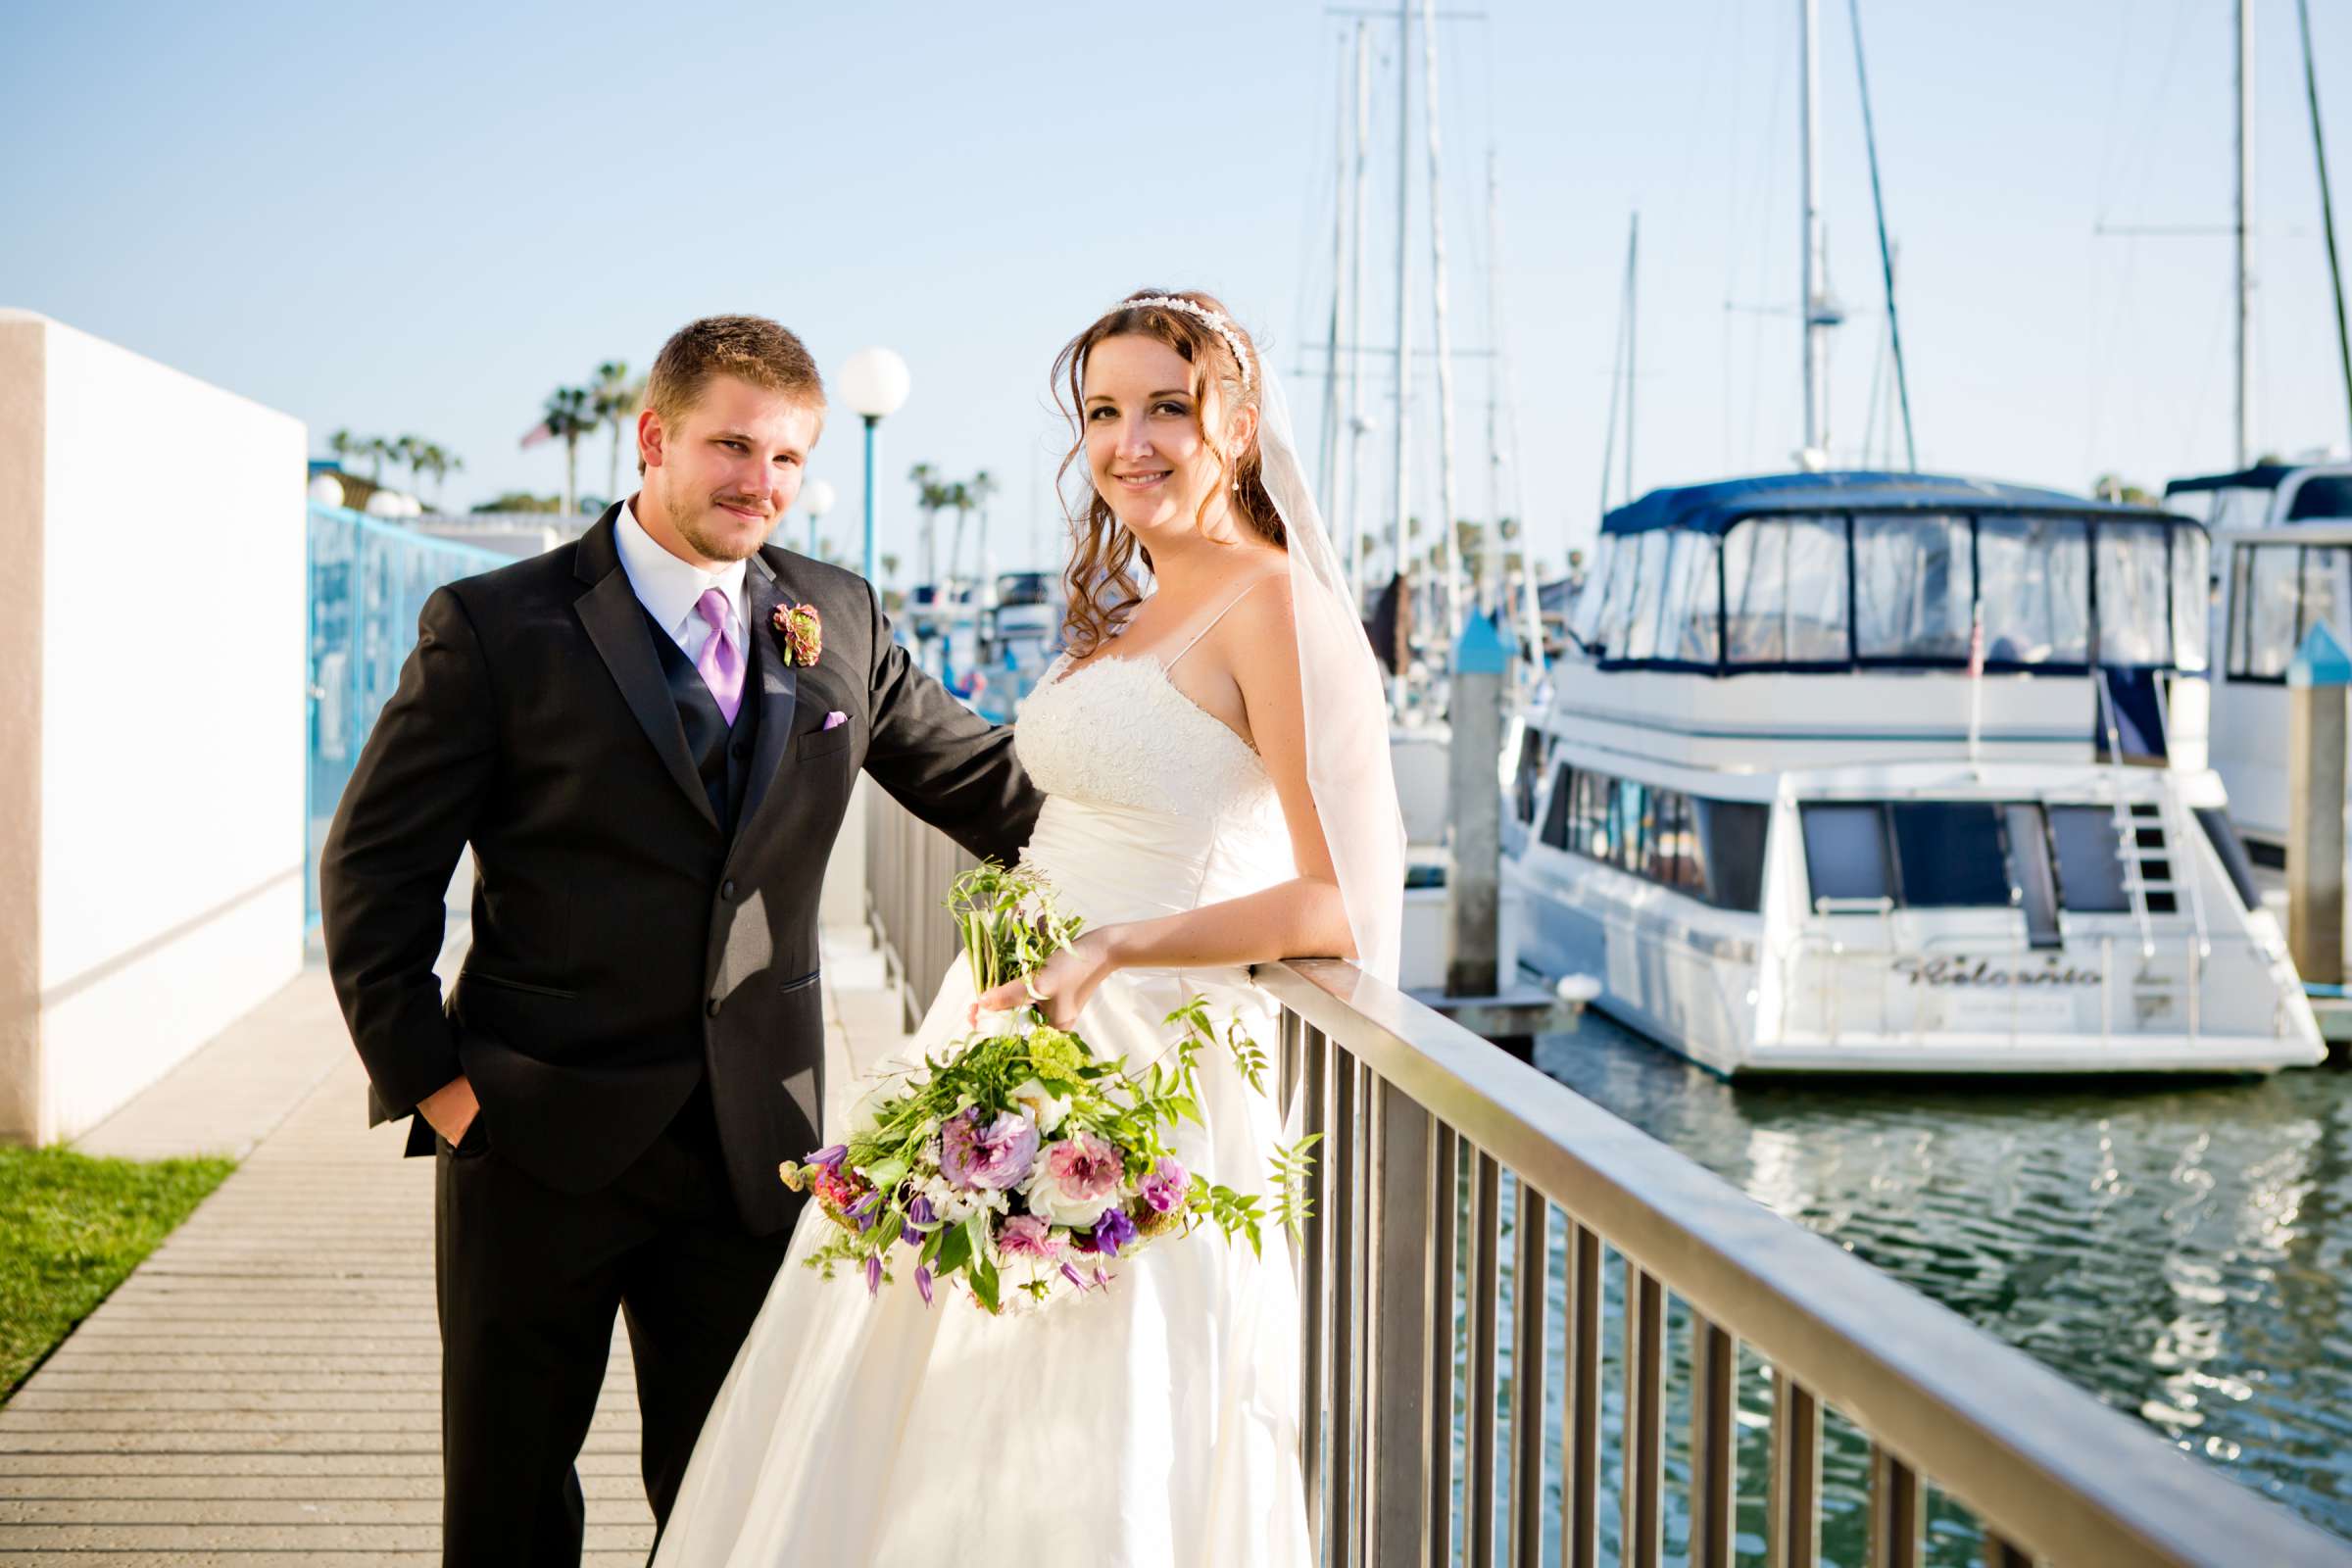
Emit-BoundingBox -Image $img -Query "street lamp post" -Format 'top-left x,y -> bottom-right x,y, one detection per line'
837,347 -> 910,583
801,478 -> 836,559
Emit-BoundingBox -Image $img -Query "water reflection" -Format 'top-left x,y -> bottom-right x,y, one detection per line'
1523,1015 -> 2352,1555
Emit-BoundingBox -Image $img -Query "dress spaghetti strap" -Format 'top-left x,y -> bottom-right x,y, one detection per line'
1163,573 -> 1279,671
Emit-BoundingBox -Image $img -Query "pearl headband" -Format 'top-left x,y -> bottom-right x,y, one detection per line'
1111,295 -> 1254,390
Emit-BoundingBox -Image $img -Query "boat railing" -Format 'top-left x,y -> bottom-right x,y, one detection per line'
862,784 -> 2352,1566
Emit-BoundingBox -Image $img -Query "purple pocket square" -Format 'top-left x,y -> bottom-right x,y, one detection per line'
822,710 -> 849,731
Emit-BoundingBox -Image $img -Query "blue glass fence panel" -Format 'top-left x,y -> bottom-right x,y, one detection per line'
306,504 -> 512,930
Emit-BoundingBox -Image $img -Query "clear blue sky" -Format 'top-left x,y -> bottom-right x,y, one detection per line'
4,0 -> 2346,579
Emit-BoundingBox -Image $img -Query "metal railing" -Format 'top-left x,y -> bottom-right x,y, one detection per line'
862,779 -> 980,1030
306,503 -> 512,928
864,788 -> 2352,1566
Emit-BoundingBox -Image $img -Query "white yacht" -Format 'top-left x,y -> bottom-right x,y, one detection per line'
1500,471 -> 2323,1076
2166,462 -> 2352,863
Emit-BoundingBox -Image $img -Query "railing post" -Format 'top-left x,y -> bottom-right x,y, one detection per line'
1623,1263 -> 1665,1568
1298,1021 -> 1331,1544
1561,1221 -> 1601,1568
1770,1370 -> 1822,1568
1365,1072 -> 1436,1566
1429,1125 -> 1459,1566
1690,1318 -> 1738,1568
1329,1050 -> 1362,1566
1870,1444 -> 1924,1568
1509,1182 -> 1547,1568
1466,1149 -> 1501,1568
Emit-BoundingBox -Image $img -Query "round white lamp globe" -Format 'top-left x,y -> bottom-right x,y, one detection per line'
838,347 -> 910,420
803,478 -> 837,519
364,490 -> 405,517
309,473 -> 347,507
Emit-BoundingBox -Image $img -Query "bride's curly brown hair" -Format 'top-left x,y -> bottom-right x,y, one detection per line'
1052,289 -> 1286,659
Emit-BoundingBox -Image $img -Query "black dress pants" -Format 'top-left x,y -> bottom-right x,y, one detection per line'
432,1086 -> 796,1567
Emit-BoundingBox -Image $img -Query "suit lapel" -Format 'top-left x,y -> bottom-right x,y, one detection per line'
572,510 -> 721,831
730,553 -> 800,847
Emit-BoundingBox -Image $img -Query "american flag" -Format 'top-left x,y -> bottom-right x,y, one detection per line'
518,420 -> 553,450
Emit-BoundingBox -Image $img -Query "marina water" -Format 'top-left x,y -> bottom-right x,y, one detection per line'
1476,1015 -> 2352,1563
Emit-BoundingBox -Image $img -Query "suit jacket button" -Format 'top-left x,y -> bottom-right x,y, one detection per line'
706,997 -> 721,1017
720,878 -> 737,901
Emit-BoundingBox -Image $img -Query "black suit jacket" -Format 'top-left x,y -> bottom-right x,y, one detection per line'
320,505 -> 1041,1234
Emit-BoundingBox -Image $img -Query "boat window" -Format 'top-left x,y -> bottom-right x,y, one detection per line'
1614,780 -> 1649,872
1854,514 -> 1973,661
1644,788 -> 1690,888
1595,536 -> 1640,655
1800,804 -> 1895,907
2047,806 -> 2131,912
2245,544 -> 2301,678
1573,769 -> 1617,861
1622,532 -> 1671,661
1512,728 -> 1546,824
1673,532 -> 1722,662
1889,803 -> 2011,906
2094,520 -> 2172,665
1569,537 -> 1611,649
1978,515 -> 2089,665
1723,514 -> 1850,664
2228,544 -> 2256,673
2171,527 -> 2210,672
2005,804 -> 2063,948
1653,533 -> 1694,662
2192,806 -> 2261,910
2300,546 -> 2352,656
2286,475 -> 2352,521
1539,763 -> 1574,850
1695,800 -> 1769,911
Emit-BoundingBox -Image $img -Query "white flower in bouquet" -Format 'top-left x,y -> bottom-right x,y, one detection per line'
1007,1078 -> 1072,1136
1022,1131 -> 1126,1231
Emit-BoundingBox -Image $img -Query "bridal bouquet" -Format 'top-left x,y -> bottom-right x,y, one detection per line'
779,860 -> 1316,1315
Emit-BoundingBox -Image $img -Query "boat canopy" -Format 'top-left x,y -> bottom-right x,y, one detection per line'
1570,470 -> 2208,676
1601,470 -> 2167,537
2164,465 -> 2299,498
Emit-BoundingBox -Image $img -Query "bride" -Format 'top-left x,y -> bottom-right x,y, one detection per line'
652,289 -> 1403,1566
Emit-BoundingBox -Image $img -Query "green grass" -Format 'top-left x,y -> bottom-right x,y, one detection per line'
0,1146 -> 235,1405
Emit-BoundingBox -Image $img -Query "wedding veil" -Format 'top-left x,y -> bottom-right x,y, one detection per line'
1253,364 -> 1406,985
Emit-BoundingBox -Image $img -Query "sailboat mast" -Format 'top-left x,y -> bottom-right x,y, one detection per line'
1626,212 -> 1640,500
1799,0 -> 1830,466
2297,0 -> 2352,447
1392,0 -> 1414,597
1423,0 -> 1465,636
1321,32 -> 1350,537
2236,0 -> 2256,467
1348,20 -> 1374,606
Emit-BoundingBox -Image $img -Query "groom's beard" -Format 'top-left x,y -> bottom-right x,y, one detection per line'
661,477 -> 773,563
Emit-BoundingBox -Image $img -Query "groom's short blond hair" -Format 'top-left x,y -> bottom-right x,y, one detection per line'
639,316 -> 826,472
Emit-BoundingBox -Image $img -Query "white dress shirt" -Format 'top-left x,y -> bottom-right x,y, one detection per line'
615,500 -> 752,666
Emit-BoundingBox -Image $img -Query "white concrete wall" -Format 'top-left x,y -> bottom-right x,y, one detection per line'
0,310 -> 305,1145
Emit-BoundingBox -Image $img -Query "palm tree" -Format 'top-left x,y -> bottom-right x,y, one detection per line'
541,387 -> 598,516
326,428 -> 362,470
908,463 -> 954,588
591,362 -> 634,502
394,435 -> 430,503
416,444 -> 464,509
945,469 -> 996,592
366,435 -> 395,482
879,552 -> 901,583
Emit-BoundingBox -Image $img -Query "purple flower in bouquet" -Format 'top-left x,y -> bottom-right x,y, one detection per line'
1139,1156 -> 1190,1213
864,1254 -> 883,1297
850,1192 -> 884,1233
997,1213 -> 1064,1262
939,1107 -> 1041,1191
915,1264 -> 934,1306
809,1144 -> 849,1173
901,1195 -> 936,1248
1093,1207 -> 1139,1257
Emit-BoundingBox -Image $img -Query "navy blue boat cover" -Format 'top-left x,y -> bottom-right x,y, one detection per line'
1600,470 -> 2171,536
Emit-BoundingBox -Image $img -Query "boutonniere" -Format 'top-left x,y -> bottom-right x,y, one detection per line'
772,601 -> 823,668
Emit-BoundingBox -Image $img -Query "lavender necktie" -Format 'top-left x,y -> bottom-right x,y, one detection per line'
693,588 -> 744,724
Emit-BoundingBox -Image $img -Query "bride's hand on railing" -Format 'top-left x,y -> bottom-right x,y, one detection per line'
975,928 -> 1118,1029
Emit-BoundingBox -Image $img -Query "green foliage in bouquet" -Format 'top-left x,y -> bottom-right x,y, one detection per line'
780,860 -> 1318,1313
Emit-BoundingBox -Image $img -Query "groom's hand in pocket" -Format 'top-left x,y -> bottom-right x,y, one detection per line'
417,1074 -> 480,1147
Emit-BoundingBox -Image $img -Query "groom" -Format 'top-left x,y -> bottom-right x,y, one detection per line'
320,315 -> 1041,1565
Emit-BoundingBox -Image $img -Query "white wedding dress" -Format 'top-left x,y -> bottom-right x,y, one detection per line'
653,642 -> 1313,1567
